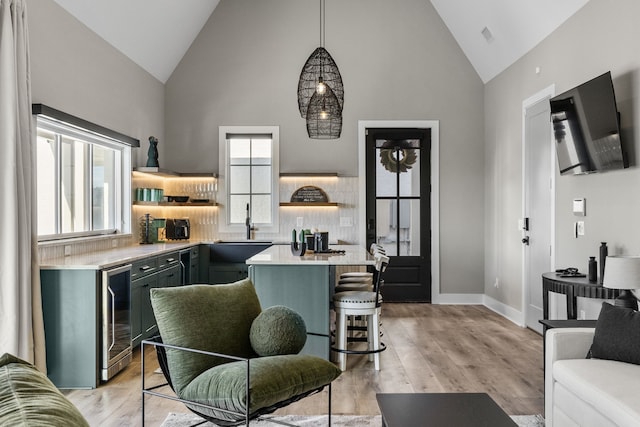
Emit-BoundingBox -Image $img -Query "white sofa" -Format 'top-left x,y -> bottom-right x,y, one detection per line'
545,328 -> 640,427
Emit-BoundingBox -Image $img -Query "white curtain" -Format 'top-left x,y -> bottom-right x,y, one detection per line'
0,0 -> 46,371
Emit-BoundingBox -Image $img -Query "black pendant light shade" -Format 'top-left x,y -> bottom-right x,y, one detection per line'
306,84 -> 342,139
297,47 -> 344,119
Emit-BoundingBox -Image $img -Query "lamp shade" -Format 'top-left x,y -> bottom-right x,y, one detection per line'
602,256 -> 640,289
306,84 -> 342,139
297,47 -> 344,119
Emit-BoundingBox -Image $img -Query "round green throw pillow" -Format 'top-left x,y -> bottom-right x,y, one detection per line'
250,305 -> 307,356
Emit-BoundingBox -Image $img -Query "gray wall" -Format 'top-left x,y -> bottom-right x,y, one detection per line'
165,0 -> 486,295
484,0 -> 640,309
27,0 -> 164,168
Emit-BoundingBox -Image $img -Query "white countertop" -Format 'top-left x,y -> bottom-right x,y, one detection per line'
246,245 -> 374,266
40,242 -> 197,270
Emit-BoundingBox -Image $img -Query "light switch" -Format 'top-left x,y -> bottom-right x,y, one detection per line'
573,198 -> 586,216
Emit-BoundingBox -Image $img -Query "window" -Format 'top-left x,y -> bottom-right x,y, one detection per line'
219,126 -> 279,233
36,115 -> 132,240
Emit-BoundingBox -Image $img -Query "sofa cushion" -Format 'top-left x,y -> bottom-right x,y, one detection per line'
553,381 -> 618,427
181,354 -> 341,423
588,302 -> 640,365
250,305 -> 307,356
554,358 -> 640,427
0,353 -> 89,427
150,279 -> 263,395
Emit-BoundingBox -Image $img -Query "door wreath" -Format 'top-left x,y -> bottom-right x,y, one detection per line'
380,148 -> 417,173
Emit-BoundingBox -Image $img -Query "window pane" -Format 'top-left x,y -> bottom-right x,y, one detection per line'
400,199 -> 420,256
251,165 -> 271,193
93,145 -> 116,230
376,148 -> 397,198
37,130 -> 57,235
229,195 -> 250,224
251,195 -> 272,224
229,139 -> 250,165
229,165 -> 250,193
251,138 -> 272,165
399,148 -> 420,197
60,136 -> 89,233
375,199 -> 396,256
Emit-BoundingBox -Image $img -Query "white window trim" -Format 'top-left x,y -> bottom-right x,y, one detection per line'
218,126 -> 280,234
36,117 -> 132,241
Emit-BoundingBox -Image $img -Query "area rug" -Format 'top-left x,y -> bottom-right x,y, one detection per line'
161,413 -> 545,426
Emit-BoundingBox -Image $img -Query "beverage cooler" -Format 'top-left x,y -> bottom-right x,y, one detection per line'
101,264 -> 133,381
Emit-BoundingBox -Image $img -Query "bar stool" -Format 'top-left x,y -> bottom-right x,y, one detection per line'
335,244 -> 384,293
332,253 -> 389,371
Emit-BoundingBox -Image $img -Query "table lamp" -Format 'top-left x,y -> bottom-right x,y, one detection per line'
602,255 -> 640,310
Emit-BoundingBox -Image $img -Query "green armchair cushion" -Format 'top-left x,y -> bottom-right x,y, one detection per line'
150,279 -> 262,394
250,305 -> 307,356
0,353 -> 89,427
181,354 -> 341,423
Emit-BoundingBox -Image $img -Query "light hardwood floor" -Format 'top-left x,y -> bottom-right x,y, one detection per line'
63,304 -> 544,426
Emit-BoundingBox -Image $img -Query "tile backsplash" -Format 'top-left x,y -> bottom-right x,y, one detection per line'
40,176 -> 361,260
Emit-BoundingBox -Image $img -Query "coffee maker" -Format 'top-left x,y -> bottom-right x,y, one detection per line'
165,218 -> 190,240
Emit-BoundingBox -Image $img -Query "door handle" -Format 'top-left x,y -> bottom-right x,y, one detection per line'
522,236 -> 530,245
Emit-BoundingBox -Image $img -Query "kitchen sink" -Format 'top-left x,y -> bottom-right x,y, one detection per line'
210,241 -> 272,263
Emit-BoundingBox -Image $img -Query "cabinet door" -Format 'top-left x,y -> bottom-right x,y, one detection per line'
210,263 -> 248,285
190,258 -> 199,283
140,273 -> 159,340
158,264 -> 181,288
130,281 -> 142,345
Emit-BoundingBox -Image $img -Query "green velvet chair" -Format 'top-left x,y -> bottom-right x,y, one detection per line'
142,278 -> 341,426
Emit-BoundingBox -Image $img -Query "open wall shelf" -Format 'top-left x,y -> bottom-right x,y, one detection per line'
279,202 -> 338,207
133,201 -> 217,207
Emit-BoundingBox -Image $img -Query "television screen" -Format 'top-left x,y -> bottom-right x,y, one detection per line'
550,71 -> 626,175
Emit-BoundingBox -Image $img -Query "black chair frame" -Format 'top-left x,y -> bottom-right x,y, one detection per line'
141,337 -> 332,427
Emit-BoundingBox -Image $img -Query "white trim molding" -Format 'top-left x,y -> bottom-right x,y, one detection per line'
358,120 -> 440,306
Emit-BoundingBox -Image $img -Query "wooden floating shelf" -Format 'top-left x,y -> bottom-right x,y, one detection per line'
133,167 -> 217,178
133,201 -> 217,207
280,172 -> 338,177
279,202 -> 339,207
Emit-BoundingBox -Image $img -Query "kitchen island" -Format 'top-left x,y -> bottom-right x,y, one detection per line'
246,245 -> 375,359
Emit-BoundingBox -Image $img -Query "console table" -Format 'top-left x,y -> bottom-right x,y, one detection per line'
542,272 -> 619,320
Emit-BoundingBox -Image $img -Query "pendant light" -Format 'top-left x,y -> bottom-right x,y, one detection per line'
306,84 -> 342,139
297,0 -> 344,139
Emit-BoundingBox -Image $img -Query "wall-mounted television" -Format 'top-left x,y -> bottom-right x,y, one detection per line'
550,71 -> 627,175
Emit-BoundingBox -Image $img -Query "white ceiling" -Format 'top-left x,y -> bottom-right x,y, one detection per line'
50,0 -> 590,84
50,0 -> 220,83
430,0 -> 590,82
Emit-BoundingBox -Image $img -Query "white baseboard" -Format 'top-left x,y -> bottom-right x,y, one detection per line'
433,293 -> 484,305
483,295 -> 525,327
432,293 -> 525,327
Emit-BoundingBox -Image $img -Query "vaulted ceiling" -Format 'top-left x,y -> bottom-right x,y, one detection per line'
50,0 -> 590,84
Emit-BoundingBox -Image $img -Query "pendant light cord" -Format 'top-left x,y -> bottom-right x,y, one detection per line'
320,0 -> 325,48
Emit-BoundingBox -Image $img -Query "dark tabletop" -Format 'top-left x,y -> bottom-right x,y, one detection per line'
376,393 -> 517,427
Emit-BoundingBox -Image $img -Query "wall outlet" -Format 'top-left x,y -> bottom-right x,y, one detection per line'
577,221 -> 585,236
494,278 -> 500,288
296,217 -> 304,227
64,245 -> 71,256
579,309 -> 586,320
112,239 -> 118,248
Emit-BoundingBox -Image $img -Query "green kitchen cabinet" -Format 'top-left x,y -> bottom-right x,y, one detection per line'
131,252 -> 179,347
249,264 -> 331,359
40,269 -> 101,388
189,245 -> 200,283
